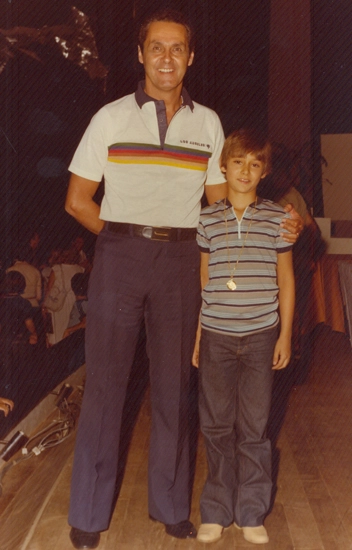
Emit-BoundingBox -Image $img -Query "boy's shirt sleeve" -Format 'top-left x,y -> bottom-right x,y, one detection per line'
197,215 -> 211,253
276,211 -> 294,253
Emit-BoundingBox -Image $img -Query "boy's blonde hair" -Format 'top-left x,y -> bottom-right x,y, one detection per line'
220,128 -> 272,175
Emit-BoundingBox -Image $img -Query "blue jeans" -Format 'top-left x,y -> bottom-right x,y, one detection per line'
199,327 -> 277,527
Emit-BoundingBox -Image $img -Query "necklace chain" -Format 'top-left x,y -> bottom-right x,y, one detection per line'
224,198 -> 257,290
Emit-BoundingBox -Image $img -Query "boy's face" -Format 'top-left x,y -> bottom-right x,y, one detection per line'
221,153 -> 267,196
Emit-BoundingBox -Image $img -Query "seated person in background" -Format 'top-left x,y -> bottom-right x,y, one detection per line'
6,247 -> 42,309
258,143 -> 315,226
26,230 -> 41,269
258,143 -> 325,377
43,249 -> 84,346
0,271 -> 38,347
63,273 -> 89,339
41,248 -> 62,292
0,397 -> 14,416
0,272 -> 38,402
69,237 -> 91,271
49,273 -> 89,376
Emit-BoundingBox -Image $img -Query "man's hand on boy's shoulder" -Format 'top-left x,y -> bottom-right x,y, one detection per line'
280,204 -> 304,243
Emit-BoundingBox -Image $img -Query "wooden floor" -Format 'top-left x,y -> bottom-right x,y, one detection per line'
1,324 -> 352,550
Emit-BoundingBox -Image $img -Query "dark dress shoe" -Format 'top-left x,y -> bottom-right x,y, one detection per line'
69,527 -> 100,549
165,520 -> 197,539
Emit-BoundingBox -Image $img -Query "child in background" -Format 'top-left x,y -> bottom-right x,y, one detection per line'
193,129 -> 295,545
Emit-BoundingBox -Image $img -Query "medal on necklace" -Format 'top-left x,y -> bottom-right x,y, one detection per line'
223,198 -> 257,293
227,279 -> 237,291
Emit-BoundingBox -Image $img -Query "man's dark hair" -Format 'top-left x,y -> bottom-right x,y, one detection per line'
2,271 -> 26,295
138,9 -> 195,52
12,245 -> 31,263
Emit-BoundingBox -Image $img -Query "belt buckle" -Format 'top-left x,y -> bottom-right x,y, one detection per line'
142,226 -> 153,239
152,227 -> 171,241
141,226 -> 171,241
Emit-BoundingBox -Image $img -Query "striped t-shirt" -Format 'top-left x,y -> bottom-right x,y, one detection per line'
197,197 -> 292,336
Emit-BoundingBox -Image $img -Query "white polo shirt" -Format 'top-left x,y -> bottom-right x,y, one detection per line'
69,83 -> 226,228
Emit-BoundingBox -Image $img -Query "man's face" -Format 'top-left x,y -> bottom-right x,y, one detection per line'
138,21 -> 194,99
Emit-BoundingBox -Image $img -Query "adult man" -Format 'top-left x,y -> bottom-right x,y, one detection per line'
65,10 -> 300,549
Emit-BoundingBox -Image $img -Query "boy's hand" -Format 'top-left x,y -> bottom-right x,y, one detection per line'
192,341 -> 200,368
281,204 -> 304,243
192,323 -> 202,368
272,336 -> 291,370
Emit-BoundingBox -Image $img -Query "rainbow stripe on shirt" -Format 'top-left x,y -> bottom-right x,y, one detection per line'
107,143 -> 211,171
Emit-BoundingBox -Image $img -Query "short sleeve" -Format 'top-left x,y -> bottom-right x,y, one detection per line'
197,218 -> 210,253
204,113 -> 226,187
276,212 -> 294,253
68,107 -> 113,182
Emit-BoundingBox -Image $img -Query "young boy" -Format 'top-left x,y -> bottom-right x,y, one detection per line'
193,129 -> 295,545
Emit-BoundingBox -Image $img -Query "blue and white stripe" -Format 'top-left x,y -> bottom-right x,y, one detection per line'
197,197 -> 292,336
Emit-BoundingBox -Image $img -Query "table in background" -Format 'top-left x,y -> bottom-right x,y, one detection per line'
337,260 -> 352,345
306,254 -> 352,336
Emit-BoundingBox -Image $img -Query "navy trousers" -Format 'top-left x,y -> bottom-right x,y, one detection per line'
68,227 -> 200,532
199,327 -> 277,527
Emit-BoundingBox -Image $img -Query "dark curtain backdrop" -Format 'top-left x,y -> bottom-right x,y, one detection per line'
311,0 -> 352,216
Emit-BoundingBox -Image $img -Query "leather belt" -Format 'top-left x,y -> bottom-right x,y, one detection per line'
107,222 -> 197,242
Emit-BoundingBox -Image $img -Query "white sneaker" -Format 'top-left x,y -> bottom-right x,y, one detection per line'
234,523 -> 269,544
197,523 -> 224,543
